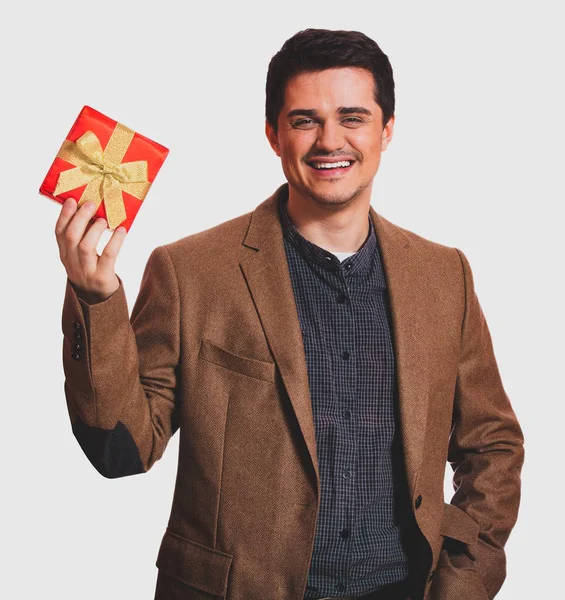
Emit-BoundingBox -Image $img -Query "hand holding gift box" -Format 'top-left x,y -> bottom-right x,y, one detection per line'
40,105 -> 169,231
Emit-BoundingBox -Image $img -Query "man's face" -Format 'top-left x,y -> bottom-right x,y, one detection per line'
266,67 -> 394,209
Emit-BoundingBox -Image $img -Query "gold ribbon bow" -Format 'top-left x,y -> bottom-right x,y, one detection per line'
54,123 -> 151,229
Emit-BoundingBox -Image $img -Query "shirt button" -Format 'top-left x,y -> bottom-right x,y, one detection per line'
340,528 -> 351,539
342,469 -> 352,479
342,409 -> 351,420
428,569 -> 436,582
341,351 -> 350,360
345,263 -> 352,270
335,582 -> 345,592
336,293 -> 347,304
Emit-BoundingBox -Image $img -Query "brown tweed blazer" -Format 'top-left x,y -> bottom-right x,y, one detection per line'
61,182 -> 524,600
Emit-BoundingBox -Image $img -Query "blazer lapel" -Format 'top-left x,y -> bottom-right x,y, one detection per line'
240,184 -> 320,492
240,183 -> 431,501
370,205 -> 430,497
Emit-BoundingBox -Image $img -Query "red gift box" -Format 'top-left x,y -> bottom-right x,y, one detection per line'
39,105 -> 169,231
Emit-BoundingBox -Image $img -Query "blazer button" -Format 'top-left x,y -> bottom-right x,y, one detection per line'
72,353 -> 81,361
72,343 -> 82,352
73,321 -> 81,330
415,495 -> 422,509
74,331 -> 82,340
428,569 -> 436,582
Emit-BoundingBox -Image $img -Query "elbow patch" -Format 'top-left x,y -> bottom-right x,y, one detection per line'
72,416 -> 145,478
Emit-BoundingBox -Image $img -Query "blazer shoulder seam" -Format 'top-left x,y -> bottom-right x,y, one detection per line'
453,247 -> 469,357
157,244 -> 182,354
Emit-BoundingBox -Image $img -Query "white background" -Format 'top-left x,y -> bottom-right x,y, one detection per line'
3,1 -> 563,598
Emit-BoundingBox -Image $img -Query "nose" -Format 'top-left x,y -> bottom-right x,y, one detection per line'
315,120 -> 345,153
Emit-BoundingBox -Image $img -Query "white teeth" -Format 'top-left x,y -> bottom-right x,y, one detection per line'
312,160 -> 351,169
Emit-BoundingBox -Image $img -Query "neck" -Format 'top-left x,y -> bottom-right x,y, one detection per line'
285,184 -> 372,253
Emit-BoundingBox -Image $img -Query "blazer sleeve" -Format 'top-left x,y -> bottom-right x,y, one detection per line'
446,248 -> 525,598
61,245 -> 181,478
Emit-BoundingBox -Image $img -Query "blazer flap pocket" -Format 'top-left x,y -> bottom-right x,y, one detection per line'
440,502 -> 480,546
199,338 -> 276,383
156,530 -> 233,597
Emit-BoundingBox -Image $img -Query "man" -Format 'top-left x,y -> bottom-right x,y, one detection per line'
55,28 -> 524,600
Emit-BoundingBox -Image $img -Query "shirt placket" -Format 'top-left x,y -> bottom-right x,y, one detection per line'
331,259 -> 359,594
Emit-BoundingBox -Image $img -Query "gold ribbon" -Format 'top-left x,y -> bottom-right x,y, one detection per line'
54,123 -> 151,229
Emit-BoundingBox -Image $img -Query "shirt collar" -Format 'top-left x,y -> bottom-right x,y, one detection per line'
278,185 -> 376,276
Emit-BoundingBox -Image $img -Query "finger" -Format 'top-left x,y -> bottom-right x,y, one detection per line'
78,218 -> 111,273
98,225 -> 128,274
54,198 -> 78,251
63,201 -> 99,251
83,218 -> 99,236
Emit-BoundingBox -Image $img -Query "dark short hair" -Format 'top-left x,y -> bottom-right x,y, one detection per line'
266,28 -> 395,133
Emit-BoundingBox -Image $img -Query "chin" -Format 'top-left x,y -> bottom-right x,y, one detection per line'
306,183 -> 367,207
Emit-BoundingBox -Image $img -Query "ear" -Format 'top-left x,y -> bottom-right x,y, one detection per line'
265,120 -> 281,157
381,115 -> 395,152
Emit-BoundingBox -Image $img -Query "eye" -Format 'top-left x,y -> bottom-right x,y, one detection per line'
342,117 -> 364,125
292,118 -> 317,129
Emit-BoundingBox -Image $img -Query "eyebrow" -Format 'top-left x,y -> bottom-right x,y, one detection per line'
286,106 -> 373,118
338,106 -> 372,116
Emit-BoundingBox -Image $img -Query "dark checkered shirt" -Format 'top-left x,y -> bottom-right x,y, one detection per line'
278,189 -> 410,598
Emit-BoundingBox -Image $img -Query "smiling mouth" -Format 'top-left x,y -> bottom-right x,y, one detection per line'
306,159 -> 355,175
